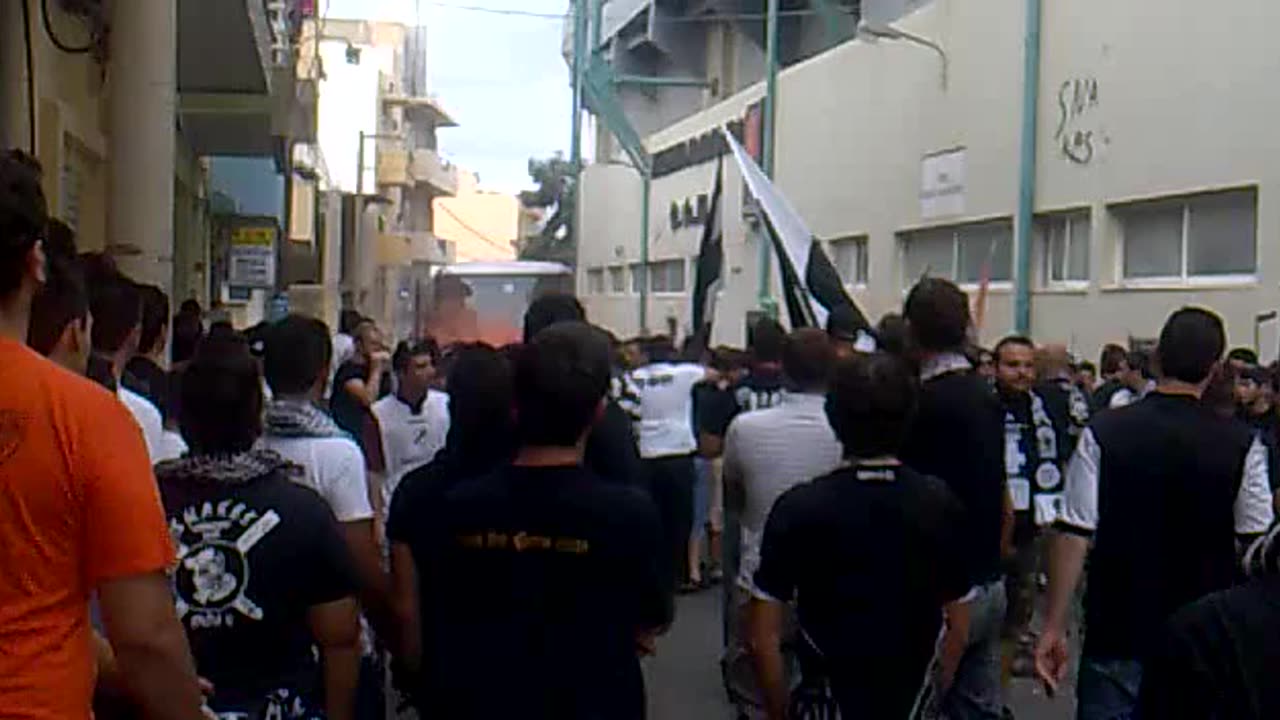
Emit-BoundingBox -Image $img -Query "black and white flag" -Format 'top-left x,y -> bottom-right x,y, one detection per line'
690,160 -> 724,345
722,129 -> 876,351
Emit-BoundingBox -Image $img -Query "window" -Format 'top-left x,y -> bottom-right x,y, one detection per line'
1116,189 -> 1257,281
900,219 -> 1013,287
609,266 -> 627,294
649,259 -> 686,293
829,236 -> 869,286
1037,211 -> 1090,285
586,268 -> 605,294
631,263 -> 647,293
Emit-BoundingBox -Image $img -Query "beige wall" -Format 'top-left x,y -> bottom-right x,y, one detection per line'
433,170 -> 518,262
578,0 -> 1280,359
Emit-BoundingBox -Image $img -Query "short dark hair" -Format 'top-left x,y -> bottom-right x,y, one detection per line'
179,298 -> 202,317
1077,360 -> 1097,376
904,277 -> 971,352
446,343 -> 515,453
178,332 -> 263,454
89,274 -> 142,354
1156,307 -> 1225,385
641,334 -> 676,364
28,249 -> 88,356
783,328 -> 835,391
826,353 -> 919,459
338,308 -> 363,335
171,311 -> 204,365
1099,344 -> 1128,376
875,312 -> 908,357
994,335 -> 1035,363
137,285 -> 170,355
523,293 -> 585,343
0,150 -> 48,299
749,317 -> 786,363
392,337 -> 441,372
1227,347 -> 1259,366
264,314 -> 333,395
514,322 -> 612,447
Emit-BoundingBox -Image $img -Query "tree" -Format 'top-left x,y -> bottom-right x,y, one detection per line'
518,153 -> 576,265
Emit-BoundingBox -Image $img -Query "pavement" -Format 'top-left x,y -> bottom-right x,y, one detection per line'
645,588 -> 1076,720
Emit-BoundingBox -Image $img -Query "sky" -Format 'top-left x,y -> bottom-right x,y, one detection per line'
326,0 -> 573,195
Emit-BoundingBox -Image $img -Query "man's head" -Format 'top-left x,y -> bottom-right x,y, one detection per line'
446,343 -> 515,449
1155,307 -> 1226,388
0,150 -> 49,314
89,274 -> 142,360
523,293 -> 585,344
976,347 -> 996,381
1235,365 -> 1268,410
392,337 -> 441,404
1076,360 -> 1098,391
904,277 -> 971,354
171,310 -> 204,365
1125,349 -> 1151,389
825,305 -> 862,359
994,335 -> 1037,395
1099,343 -> 1129,379
783,328 -> 836,393
264,314 -> 332,398
749,317 -> 786,367
338,308 -> 363,336
179,331 -> 263,455
136,284 -> 170,359
28,250 -> 91,373
1036,343 -> 1071,382
875,312 -> 908,358
639,335 -> 676,365
514,321 -> 612,449
1227,347 -> 1260,372
354,318 -> 382,360
826,353 -> 918,459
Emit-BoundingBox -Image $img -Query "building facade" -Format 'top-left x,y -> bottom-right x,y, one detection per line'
577,0 -> 1280,361
310,18 -> 459,339
0,0 -> 315,327
433,169 -> 520,263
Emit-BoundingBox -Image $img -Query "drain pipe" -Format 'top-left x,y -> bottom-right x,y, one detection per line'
1013,0 -> 1042,334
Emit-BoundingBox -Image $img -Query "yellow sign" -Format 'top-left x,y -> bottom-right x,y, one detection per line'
230,226 -> 275,247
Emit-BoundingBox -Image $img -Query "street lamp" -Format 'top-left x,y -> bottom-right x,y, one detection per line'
857,20 -> 949,90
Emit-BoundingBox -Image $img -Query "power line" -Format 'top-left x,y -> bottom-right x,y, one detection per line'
437,202 -> 518,255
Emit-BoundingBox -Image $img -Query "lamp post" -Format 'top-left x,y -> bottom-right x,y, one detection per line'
856,20 -> 949,89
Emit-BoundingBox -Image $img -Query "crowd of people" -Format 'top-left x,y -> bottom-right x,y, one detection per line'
5,143 -> 1280,720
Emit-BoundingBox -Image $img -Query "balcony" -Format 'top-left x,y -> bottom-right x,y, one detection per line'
377,230 -> 448,266
381,73 -> 458,128
410,149 -> 458,196
376,147 -> 411,187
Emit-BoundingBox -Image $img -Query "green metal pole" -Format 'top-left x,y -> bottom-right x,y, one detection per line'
639,172 -> 650,333
758,0 -> 779,314
569,0 -> 586,170
592,0 -> 603,55
1013,0 -> 1042,334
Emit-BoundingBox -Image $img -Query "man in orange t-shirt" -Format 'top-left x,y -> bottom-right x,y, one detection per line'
0,149 -> 205,720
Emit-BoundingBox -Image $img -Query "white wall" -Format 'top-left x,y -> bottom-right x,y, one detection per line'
317,39 -> 381,193
579,0 -> 1280,356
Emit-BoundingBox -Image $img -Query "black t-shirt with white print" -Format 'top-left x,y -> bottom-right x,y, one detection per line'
158,460 -> 358,719
753,462 -> 970,718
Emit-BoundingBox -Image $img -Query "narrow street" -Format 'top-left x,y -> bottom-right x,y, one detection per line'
646,590 -> 1074,720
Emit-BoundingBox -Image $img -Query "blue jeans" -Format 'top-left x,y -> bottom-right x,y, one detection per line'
1076,657 -> 1142,720
939,579 -> 1007,720
692,457 -> 712,536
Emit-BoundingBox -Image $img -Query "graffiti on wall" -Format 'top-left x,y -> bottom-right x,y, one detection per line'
1055,77 -> 1100,165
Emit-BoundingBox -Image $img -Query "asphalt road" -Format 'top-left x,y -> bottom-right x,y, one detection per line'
645,589 -> 1075,720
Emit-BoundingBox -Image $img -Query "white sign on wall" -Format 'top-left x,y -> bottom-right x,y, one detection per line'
920,148 -> 966,219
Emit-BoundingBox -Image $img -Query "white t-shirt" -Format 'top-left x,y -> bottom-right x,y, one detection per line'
723,393 -> 844,590
119,386 -> 167,464
259,435 -> 374,523
628,362 -> 705,459
372,392 -> 450,513
329,333 -> 355,398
